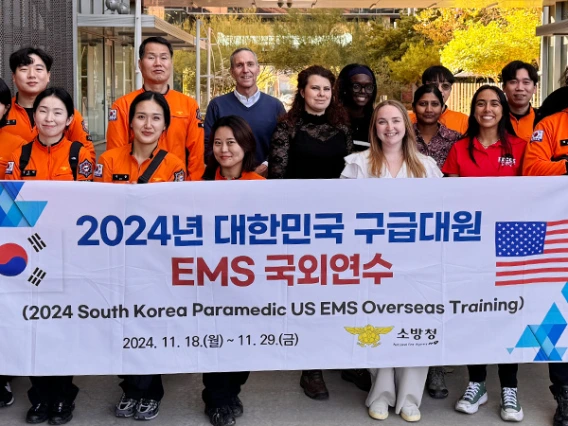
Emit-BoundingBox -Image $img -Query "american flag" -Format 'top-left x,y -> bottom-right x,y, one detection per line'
496,221 -> 568,286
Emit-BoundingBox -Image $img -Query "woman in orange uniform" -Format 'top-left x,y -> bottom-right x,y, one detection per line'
201,115 -> 262,426
95,91 -> 184,422
0,78 -> 28,179
5,87 -> 93,425
5,88 -> 93,182
95,91 -> 185,185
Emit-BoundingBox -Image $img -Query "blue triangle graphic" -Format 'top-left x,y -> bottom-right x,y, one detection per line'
15,201 -> 47,227
516,326 -> 539,348
507,348 -> 514,354
543,304 -> 567,325
1,182 -> 23,200
535,348 -> 550,361
557,348 -> 567,359
549,324 -> 567,345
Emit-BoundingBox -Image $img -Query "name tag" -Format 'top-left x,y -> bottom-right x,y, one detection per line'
22,170 -> 37,177
112,174 -> 130,181
560,139 -> 568,147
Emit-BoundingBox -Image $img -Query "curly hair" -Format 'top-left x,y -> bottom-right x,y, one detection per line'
283,65 -> 348,128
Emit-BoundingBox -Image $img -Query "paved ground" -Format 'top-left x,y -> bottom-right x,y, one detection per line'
0,364 -> 558,426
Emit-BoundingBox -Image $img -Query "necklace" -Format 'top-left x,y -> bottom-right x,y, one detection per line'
478,138 -> 500,148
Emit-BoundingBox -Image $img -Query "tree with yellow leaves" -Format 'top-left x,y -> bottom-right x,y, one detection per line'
440,9 -> 540,80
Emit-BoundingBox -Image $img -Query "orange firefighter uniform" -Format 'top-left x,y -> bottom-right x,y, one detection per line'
211,168 -> 265,181
4,136 -> 94,181
523,109 -> 568,176
509,106 -> 536,143
0,129 -> 26,179
95,144 -> 186,183
4,96 -> 95,161
106,87 -> 204,180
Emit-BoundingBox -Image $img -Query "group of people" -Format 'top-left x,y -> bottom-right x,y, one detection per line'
1,36 -> 568,426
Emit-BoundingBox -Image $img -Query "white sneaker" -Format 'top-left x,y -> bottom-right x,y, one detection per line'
368,399 -> 389,420
455,381 -> 488,414
401,404 -> 421,422
500,387 -> 524,422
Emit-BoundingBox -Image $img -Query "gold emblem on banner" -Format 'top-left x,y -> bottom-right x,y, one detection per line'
345,325 -> 394,347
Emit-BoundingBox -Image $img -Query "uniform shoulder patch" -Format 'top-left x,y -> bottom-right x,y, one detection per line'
94,164 -> 103,178
5,161 -> 14,175
81,120 -> 89,133
79,160 -> 93,178
173,170 -> 185,182
531,130 -> 544,142
109,109 -> 118,121
196,108 -> 203,121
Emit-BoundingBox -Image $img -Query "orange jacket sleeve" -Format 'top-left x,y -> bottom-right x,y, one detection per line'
94,152 -> 114,183
522,117 -> 567,176
185,100 -> 205,181
67,109 -> 96,162
105,97 -> 131,151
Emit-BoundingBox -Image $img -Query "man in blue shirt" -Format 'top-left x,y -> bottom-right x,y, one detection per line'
204,48 -> 285,177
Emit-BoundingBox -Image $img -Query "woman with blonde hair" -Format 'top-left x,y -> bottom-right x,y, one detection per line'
341,99 -> 441,180
341,100 -> 440,422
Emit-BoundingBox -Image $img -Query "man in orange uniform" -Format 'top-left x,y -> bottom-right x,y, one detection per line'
106,37 -> 204,180
409,66 -> 469,135
5,47 -> 95,160
95,144 -> 185,183
501,61 -> 538,143
523,106 -> 568,176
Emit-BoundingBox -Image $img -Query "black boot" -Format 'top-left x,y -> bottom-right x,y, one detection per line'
551,385 -> 568,426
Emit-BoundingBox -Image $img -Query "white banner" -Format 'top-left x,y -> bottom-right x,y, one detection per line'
1,178 -> 568,375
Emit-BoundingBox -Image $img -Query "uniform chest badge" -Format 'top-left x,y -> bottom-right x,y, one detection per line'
78,160 -> 93,178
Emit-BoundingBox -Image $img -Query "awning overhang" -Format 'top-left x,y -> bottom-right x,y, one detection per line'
77,14 -> 206,50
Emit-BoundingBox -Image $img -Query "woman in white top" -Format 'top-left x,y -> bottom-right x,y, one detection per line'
341,99 -> 441,180
341,100 -> 441,423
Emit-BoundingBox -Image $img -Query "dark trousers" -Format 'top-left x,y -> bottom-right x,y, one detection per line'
550,363 -> 568,390
202,372 -> 250,408
0,376 -> 10,385
118,375 -> 164,401
28,376 -> 78,405
468,364 -> 518,388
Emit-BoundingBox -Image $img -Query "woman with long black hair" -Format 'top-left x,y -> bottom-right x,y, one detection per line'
443,85 -> 526,422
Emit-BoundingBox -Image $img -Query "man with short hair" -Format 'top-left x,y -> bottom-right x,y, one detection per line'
106,37 -> 204,180
204,47 -> 285,177
410,65 -> 469,135
501,61 -> 539,143
6,47 -> 94,160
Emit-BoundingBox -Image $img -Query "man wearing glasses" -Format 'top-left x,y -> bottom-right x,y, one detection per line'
410,66 -> 469,135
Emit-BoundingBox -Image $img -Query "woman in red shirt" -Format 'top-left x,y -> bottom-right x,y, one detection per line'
443,85 -> 526,422
443,85 -> 526,178
201,115 -> 262,426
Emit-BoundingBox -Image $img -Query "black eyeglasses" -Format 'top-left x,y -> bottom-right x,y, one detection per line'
351,83 -> 375,94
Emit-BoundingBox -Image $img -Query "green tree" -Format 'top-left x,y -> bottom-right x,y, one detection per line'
388,43 -> 441,85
